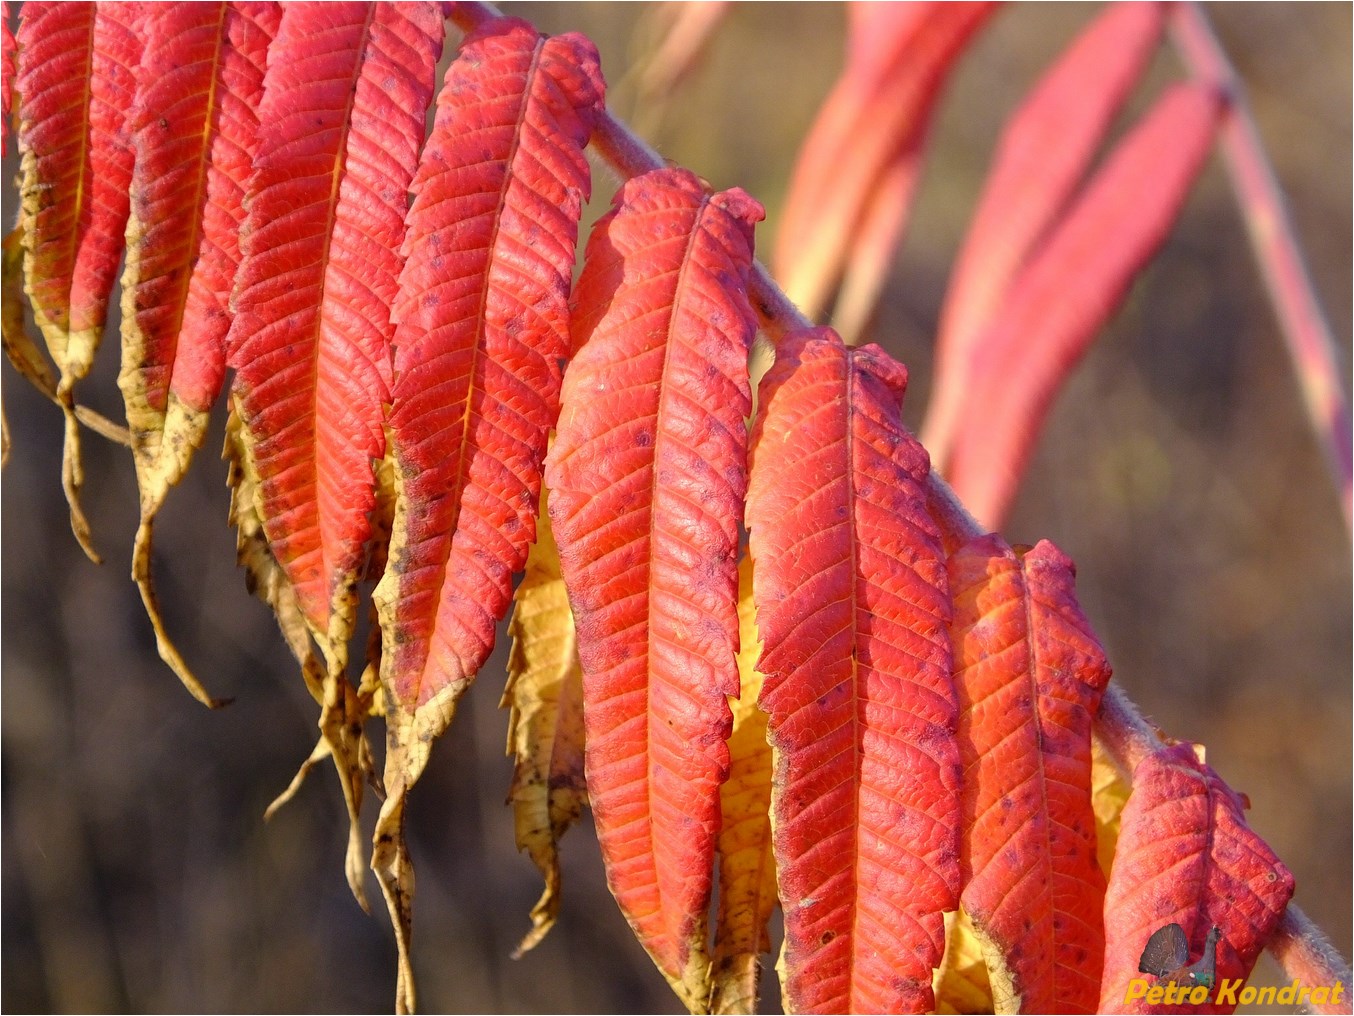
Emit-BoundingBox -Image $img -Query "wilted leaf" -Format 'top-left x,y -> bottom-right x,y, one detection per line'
546,167 -> 762,1011
926,1 -> 1167,465
940,83 -> 1225,527
746,326 -> 958,1014
16,0 -> 142,560
1099,743 -> 1295,1014
501,490 -> 586,958
948,535 -> 1112,1013
120,0 -> 278,709
709,554 -> 776,1016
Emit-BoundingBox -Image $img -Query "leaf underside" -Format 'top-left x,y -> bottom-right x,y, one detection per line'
949,534 -> 1112,1014
546,166 -> 762,1011
746,326 -> 959,1015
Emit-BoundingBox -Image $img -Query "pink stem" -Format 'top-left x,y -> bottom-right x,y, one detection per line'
1170,2 -> 1353,532
451,0 -> 1351,988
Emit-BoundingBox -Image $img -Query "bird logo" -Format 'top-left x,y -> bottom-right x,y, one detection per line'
1138,923 -> 1223,991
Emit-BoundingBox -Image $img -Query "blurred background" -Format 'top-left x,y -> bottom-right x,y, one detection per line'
2,3 -> 1349,1013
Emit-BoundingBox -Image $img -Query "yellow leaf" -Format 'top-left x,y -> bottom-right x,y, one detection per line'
1091,734 -> 1131,877
709,554 -> 777,1015
933,908 -> 995,1015
501,491 -> 587,957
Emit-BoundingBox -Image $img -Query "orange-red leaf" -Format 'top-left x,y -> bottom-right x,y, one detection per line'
746,326 -> 958,1015
377,15 -> 603,727
927,1 -> 1167,464
369,20 -> 603,1010
772,2 -> 992,322
227,1 -> 444,643
942,83 -> 1225,527
16,0 -> 142,559
1099,743 -> 1295,1014
119,0 -> 279,708
546,167 -> 763,1009
948,534 -> 1112,1013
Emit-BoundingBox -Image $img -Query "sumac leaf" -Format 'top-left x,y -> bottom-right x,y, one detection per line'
119,0 -> 279,708
546,167 -> 762,1010
927,1 -> 1167,464
772,2 -> 991,323
501,489 -> 587,958
2,1 -> 12,156
941,83 -> 1225,527
709,554 -> 777,1016
948,534 -> 1112,1013
225,0 -> 444,927
370,19 -> 603,1011
746,326 -> 958,1014
1099,743 -> 1295,1014
16,0 -> 142,560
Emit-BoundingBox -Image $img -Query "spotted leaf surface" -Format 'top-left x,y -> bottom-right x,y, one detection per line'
1099,743 -> 1295,1014
746,326 -> 959,1015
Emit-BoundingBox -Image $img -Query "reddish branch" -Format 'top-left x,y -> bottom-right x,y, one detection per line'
1170,2 -> 1353,533
449,0 -> 1350,997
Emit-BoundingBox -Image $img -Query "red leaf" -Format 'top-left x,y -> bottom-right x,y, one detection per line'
118,2 -> 279,706
1099,743 -> 1295,1014
17,0 -> 140,354
949,534 -> 1112,1013
2,2 -> 13,156
746,326 -> 958,1014
122,2 -> 278,434
772,1 -> 992,321
369,21 -> 603,1009
378,16 -> 603,721
942,83 -> 1225,527
227,2 -> 444,641
15,0 -> 142,559
927,1 -> 1167,465
546,167 -> 762,1007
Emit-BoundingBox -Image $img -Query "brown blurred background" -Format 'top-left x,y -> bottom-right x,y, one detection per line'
3,3 -> 1349,1013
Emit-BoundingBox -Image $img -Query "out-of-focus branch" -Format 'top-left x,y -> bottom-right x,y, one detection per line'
448,0 -> 1351,991
1170,2 -> 1352,533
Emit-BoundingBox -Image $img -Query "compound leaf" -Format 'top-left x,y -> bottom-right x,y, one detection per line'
746,326 -> 958,1014
546,167 -> 762,1011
